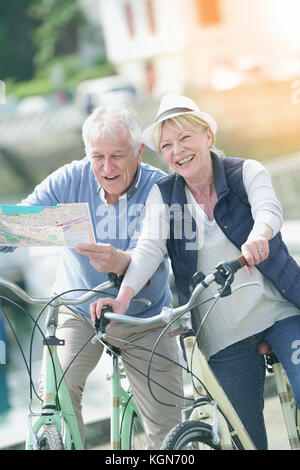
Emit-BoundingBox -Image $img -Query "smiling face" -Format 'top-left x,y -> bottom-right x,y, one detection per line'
159,120 -> 213,184
89,125 -> 143,204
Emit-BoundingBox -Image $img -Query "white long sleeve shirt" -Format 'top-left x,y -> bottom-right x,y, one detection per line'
122,159 -> 298,358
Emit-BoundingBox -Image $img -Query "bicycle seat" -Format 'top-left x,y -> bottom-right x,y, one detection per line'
257,341 -> 272,355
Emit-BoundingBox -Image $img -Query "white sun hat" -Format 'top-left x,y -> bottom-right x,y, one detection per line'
142,94 -> 218,151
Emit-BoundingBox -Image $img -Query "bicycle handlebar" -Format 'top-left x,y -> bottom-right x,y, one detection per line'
0,255 -> 248,330
0,272 -> 151,308
0,276 -> 115,306
103,256 -> 250,327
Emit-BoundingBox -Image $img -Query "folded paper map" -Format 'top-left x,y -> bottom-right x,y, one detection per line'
0,203 -> 95,248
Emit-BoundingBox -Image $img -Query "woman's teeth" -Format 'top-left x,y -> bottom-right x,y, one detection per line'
178,155 -> 194,165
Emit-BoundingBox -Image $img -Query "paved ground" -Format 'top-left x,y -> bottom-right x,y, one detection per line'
265,395 -> 290,450
1,389 -> 291,451
1,363 -> 292,451
90,393 -> 291,451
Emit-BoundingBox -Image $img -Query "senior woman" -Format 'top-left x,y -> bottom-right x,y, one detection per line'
90,94 -> 300,450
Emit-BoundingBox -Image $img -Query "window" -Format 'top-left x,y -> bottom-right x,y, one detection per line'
195,0 -> 222,26
124,2 -> 135,38
146,0 -> 156,35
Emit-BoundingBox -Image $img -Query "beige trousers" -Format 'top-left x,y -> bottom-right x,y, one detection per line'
43,308 -> 184,449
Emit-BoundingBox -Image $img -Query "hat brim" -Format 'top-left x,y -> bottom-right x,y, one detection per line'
142,110 -> 218,152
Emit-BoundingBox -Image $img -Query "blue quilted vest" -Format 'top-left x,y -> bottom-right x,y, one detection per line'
157,152 -> 300,310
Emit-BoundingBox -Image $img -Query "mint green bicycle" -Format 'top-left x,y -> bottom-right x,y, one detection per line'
0,274 -> 146,450
92,306 -> 146,450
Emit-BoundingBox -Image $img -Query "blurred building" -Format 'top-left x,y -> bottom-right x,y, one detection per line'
97,0 -> 300,96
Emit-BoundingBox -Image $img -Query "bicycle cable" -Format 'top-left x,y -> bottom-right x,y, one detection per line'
29,286 -> 147,409
98,334 -> 187,401
28,287 -> 118,411
0,295 -> 58,409
1,286 -> 118,413
189,289 -> 224,397
1,281 -> 230,415
140,277 -> 232,408
189,278 -> 252,450
144,295 -> 219,408
102,279 -> 245,450
102,295 -> 217,407
44,288 -> 200,405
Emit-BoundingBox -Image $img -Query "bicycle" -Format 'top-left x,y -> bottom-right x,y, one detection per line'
0,273 -> 146,450
101,256 -> 300,450
92,307 -> 146,450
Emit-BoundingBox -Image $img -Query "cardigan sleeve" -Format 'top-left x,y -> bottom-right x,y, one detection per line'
121,184 -> 169,295
242,159 -> 283,236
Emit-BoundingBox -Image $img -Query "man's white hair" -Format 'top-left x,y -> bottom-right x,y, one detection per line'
82,104 -> 143,157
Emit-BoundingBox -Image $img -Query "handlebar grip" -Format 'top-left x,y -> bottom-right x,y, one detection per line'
93,305 -> 112,334
226,255 -> 248,273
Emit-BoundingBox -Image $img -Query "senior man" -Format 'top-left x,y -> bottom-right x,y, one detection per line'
0,104 -> 183,449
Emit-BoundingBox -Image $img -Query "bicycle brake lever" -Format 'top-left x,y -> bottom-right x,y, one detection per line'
219,283 -> 232,297
215,281 -> 260,299
93,305 -> 112,335
230,282 -> 260,294
214,264 -> 234,288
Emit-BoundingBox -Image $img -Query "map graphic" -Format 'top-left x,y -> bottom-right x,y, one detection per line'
0,203 -> 95,247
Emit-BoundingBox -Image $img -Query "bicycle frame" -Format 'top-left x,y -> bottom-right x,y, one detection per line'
109,351 -> 144,450
265,352 -> 300,450
182,333 -> 255,449
165,332 -> 300,451
0,273 -> 148,450
26,303 -> 84,450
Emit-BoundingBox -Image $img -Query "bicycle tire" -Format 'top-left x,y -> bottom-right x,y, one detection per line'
38,424 -> 64,450
287,381 -> 300,446
296,406 -> 300,442
128,411 -> 147,450
161,421 -> 222,450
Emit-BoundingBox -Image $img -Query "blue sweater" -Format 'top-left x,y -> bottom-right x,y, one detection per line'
1,158 -> 172,317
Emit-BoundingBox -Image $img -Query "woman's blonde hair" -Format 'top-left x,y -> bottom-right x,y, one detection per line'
153,113 -> 217,153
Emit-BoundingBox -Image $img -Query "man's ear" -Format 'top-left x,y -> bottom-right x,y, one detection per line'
137,143 -> 144,165
207,129 -> 213,148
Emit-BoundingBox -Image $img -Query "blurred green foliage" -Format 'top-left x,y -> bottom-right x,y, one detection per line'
0,0 -> 38,82
1,0 -> 114,99
27,0 -> 86,69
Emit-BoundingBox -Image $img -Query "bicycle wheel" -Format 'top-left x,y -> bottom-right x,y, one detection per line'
287,381 -> 300,446
38,424 -> 64,450
161,421 -> 222,450
128,411 -> 147,450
